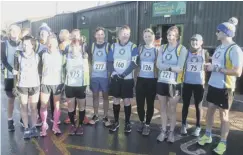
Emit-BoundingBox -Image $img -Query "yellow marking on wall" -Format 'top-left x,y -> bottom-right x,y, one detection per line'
51,133 -> 70,155
169,152 -> 176,155
31,139 -> 46,155
65,144 -> 148,155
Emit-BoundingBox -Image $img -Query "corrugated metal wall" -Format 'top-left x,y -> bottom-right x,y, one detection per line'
139,1 -> 243,47
31,13 -> 74,38
75,1 -> 138,46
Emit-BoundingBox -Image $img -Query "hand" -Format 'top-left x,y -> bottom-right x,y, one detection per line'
12,87 -> 19,97
111,72 -> 118,78
204,63 -> 213,72
118,74 -> 125,79
82,52 -> 88,59
12,70 -> 18,75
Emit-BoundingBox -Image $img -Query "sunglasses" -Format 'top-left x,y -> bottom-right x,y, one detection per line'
216,30 -> 221,33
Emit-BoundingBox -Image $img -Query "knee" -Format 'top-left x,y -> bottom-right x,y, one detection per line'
124,99 -> 131,106
220,111 -> 229,122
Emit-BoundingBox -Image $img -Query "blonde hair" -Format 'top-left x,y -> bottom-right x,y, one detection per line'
167,26 -> 180,40
143,28 -> 155,35
59,29 -> 70,41
20,28 -> 30,39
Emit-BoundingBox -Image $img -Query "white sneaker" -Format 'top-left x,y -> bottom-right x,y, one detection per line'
192,127 -> 201,137
180,124 -> 187,135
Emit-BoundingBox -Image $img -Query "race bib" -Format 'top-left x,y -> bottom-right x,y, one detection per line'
159,71 -> 175,81
141,62 -> 154,72
114,60 -> 127,70
93,62 -> 106,71
68,69 -> 82,79
186,63 -> 203,72
43,67 -> 61,76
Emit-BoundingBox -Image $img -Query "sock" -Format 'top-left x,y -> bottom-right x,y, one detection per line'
124,105 -> 131,123
205,129 -> 212,137
113,104 -> 120,123
79,110 -> 85,125
220,139 -> 227,145
53,108 -> 61,126
40,108 -> 47,126
68,110 -> 75,125
8,118 -> 13,121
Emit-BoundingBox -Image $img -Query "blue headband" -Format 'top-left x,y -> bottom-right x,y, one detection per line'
217,24 -> 234,37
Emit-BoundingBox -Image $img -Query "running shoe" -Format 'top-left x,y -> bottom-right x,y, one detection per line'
109,121 -> 120,132
137,121 -> 144,132
64,115 -> 77,124
68,125 -> 77,135
142,124 -> 150,136
124,122 -> 132,133
103,117 -> 111,127
157,130 -> 167,142
40,123 -> 49,137
8,120 -> 15,132
76,125 -> 84,135
213,142 -> 226,155
181,124 -> 187,135
89,115 -> 99,125
23,128 -> 31,139
167,131 -> 175,143
30,127 -> 39,138
52,125 -> 61,135
198,134 -> 212,146
83,116 -> 91,125
192,127 -> 201,137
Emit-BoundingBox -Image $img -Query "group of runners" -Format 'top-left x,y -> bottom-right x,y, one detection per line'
1,17 -> 242,155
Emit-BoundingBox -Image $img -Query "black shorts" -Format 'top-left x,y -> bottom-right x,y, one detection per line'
17,86 -> 40,96
206,85 -> 234,109
4,78 -> 14,91
41,84 -> 64,95
109,78 -> 134,99
65,85 -> 86,99
157,82 -> 181,97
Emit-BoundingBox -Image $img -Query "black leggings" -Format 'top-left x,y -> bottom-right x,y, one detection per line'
182,83 -> 204,127
136,77 -> 157,125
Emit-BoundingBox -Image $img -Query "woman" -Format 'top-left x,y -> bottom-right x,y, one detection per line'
198,17 -> 243,155
14,35 -> 40,139
136,28 -> 157,136
39,34 -> 64,136
64,29 -> 90,135
181,34 -> 210,136
156,26 -> 187,143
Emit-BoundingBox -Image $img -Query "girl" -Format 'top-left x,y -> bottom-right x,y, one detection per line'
181,34 -> 210,136
39,34 -> 64,136
14,35 -> 40,139
136,28 -> 157,136
156,26 -> 187,143
64,29 -> 90,135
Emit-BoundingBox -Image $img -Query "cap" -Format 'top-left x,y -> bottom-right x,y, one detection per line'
191,34 -> 203,41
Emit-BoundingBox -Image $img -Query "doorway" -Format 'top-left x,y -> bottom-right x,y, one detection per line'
151,24 -> 184,44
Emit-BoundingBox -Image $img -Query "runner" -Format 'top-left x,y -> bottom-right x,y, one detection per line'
156,26 -> 187,143
14,35 -> 40,139
136,28 -> 157,136
1,25 -> 21,132
39,34 -> 64,136
89,27 -> 111,126
64,29 -> 90,135
35,23 -> 56,127
181,34 -> 210,136
198,17 -> 243,155
108,25 -> 138,133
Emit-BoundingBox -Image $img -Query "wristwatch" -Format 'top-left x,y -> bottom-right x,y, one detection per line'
168,67 -> 172,72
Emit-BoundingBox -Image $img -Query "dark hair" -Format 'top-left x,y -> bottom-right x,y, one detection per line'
119,25 -> 131,32
95,27 -> 105,33
21,35 -> 34,41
